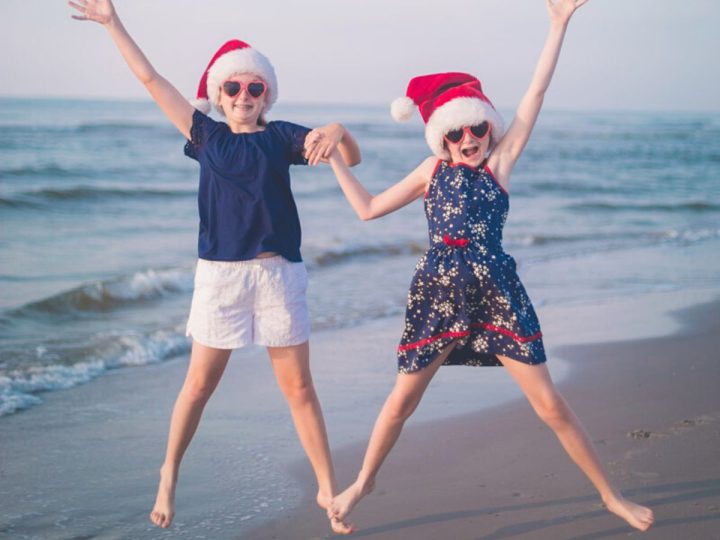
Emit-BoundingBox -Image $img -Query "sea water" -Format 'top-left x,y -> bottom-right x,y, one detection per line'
1,99 -> 718,416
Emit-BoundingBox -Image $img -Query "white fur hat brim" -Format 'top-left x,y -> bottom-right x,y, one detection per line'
425,97 -> 505,160
206,48 -> 278,116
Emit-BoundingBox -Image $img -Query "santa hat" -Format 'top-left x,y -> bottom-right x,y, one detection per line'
191,39 -> 278,116
390,72 -> 504,160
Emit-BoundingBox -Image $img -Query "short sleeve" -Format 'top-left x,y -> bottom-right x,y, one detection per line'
272,121 -> 311,166
184,110 -> 220,161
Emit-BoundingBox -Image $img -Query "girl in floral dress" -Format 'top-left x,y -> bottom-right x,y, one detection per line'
326,0 -> 654,533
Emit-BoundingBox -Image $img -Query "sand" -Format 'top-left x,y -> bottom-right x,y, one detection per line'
1,291 -> 719,539
248,297 -> 720,539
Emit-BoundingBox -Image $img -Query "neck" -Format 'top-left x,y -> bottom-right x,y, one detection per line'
227,119 -> 264,134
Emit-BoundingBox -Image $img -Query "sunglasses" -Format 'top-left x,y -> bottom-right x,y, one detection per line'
221,80 -> 267,99
443,122 -> 491,144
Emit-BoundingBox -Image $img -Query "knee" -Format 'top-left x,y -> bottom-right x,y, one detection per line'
182,377 -> 216,404
280,378 -> 316,408
386,392 -> 419,424
533,391 -> 572,429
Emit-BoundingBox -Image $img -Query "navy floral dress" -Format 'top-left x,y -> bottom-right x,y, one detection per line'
398,160 -> 546,373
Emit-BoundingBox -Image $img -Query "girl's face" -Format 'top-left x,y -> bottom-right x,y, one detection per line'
219,72 -> 268,131
444,122 -> 492,167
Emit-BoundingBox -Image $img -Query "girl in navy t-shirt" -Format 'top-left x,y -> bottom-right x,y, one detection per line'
71,0 -> 358,534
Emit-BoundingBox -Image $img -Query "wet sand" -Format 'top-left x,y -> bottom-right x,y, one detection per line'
1,292 -> 718,539
249,297 -> 720,539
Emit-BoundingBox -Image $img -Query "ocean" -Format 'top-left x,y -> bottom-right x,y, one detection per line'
1,99 -> 718,417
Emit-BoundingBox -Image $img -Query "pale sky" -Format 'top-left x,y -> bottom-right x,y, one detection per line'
2,0 -> 719,111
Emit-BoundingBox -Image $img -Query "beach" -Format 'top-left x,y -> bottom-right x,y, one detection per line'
249,292 -> 720,540
1,100 -> 720,538
2,289 -> 719,539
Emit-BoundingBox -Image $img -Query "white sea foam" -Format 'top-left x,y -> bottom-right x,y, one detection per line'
0,327 -> 190,417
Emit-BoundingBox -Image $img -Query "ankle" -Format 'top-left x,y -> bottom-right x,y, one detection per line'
159,464 -> 178,482
601,489 -> 623,507
355,473 -> 375,493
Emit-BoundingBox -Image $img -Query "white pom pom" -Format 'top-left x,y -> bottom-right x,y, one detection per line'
390,96 -> 416,122
189,98 -> 211,114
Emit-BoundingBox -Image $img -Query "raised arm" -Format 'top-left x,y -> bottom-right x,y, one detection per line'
327,151 -> 435,221
305,123 -> 362,166
489,0 -> 588,185
69,0 -> 194,139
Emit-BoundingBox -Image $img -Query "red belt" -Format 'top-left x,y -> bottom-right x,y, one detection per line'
443,235 -> 468,248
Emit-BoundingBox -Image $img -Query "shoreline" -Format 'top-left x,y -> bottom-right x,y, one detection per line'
248,295 -> 720,539
1,290 -> 719,539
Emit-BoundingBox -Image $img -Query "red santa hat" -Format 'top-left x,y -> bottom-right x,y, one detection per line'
190,39 -> 278,116
390,72 -> 504,160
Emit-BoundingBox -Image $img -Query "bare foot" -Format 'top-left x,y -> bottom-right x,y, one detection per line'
149,466 -> 176,529
317,490 -> 354,535
605,496 -> 654,532
329,479 -> 374,524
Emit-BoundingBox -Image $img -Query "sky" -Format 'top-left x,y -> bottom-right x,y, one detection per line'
2,0 -> 719,112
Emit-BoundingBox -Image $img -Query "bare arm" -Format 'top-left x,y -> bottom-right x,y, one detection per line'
304,123 -> 362,166
489,0 -> 588,186
328,151 -> 435,221
69,0 -> 194,139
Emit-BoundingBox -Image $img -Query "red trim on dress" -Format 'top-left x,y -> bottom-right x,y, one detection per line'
446,160 -> 480,170
398,330 -> 471,351
398,323 -> 542,352
425,159 -> 444,199
470,322 -> 542,343
482,164 -> 509,196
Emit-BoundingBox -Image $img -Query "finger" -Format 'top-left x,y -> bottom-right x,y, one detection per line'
314,144 -> 328,162
321,141 -> 336,159
303,140 -> 318,155
68,1 -> 87,12
307,146 -> 321,166
312,147 -> 324,165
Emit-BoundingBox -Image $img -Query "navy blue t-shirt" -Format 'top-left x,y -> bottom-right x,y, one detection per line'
184,110 -> 310,262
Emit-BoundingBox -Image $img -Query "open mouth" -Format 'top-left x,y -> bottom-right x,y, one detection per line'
461,145 -> 480,159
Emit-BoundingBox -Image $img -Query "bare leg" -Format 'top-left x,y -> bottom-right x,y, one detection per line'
331,341 -> 458,523
497,355 -> 655,532
150,341 -> 232,528
267,341 -> 351,535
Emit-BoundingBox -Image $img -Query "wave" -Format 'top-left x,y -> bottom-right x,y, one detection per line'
74,121 -> 171,134
0,121 -> 172,135
308,241 -> 427,268
0,164 -> 95,179
0,185 -> 195,208
566,201 -> 720,213
10,267 -> 194,320
0,328 -> 190,416
525,181 -> 627,195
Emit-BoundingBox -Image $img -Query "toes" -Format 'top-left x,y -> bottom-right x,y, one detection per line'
330,517 -> 354,535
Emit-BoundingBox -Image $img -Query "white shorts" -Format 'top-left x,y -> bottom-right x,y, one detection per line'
186,256 -> 310,349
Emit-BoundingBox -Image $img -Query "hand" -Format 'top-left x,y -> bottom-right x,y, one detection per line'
68,0 -> 116,25
304,123 -> 345,166
546,0 -> 588,26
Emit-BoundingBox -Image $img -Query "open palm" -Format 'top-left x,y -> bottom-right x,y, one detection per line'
547,0 -> 588,25
69,0 -> 115,25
